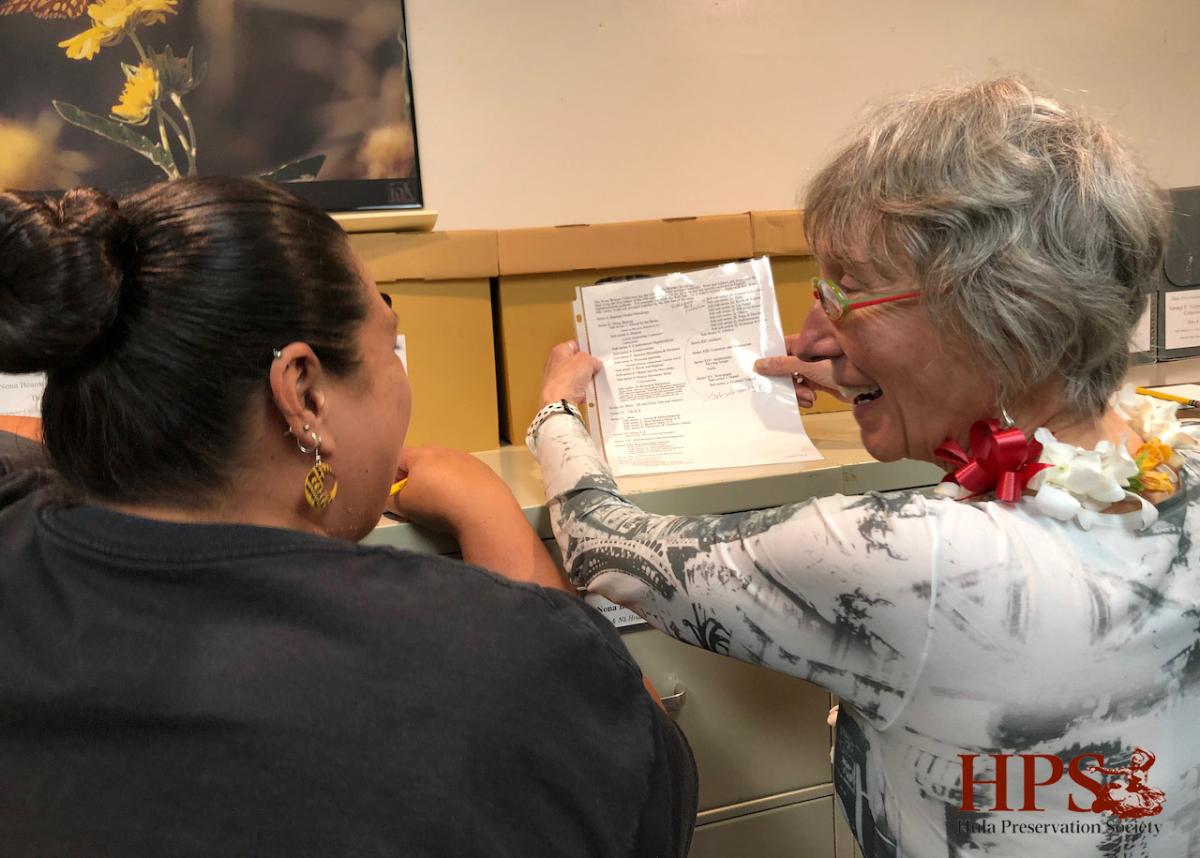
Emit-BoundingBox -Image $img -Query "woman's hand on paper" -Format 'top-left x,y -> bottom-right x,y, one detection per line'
388,445 -> 519,536
754,338 -> 847,409
540,340 -> 603,407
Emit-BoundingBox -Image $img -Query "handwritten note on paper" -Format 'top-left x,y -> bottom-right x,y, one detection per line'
0,373 -> 46,417
575,257 -> 821,476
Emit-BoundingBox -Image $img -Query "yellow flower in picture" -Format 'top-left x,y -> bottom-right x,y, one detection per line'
89,0 -> 176,30
111,63 -> 159,124
58,0 -> 177,60
59,24 -> 118,59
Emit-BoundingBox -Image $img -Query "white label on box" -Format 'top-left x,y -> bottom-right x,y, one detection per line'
584,594 -> 647,629
0,373 -> 46,416
1164,291 -> 1200,350
394,334 -> 408,372
1130,302 -> 1152,352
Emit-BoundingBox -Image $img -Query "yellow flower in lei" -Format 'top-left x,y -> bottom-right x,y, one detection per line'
111,63 -> 159,124
1136,438 -> 1173,471
58,0 -> 178,60
1132,438 -> 1178,496
1139,469 -> 1177,495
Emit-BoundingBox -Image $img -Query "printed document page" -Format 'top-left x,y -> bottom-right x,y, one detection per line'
0,373 -> 45,417
574,257 -> 820,476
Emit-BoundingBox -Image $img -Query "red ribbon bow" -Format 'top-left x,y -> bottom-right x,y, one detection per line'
934,419 -> 1052,503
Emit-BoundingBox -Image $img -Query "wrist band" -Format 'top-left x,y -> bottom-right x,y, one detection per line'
525,399 -> 584,454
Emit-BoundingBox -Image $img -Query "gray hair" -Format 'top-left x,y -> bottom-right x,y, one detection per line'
804,78 -> 1167,418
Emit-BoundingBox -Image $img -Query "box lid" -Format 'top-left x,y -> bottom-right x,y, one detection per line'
750,210 -> 810,256
349,230 -> 498,281
1165,187 -> 1200,288
497,214 -> 753,275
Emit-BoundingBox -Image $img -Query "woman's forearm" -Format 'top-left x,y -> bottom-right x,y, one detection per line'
455,502 -> 571,592
533,413 -> 942,727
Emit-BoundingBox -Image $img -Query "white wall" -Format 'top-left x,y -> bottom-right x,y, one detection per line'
406,0 -> 1200,231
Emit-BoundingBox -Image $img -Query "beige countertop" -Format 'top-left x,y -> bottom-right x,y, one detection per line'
363,408 -> 944,554
362,357 -> 1200,554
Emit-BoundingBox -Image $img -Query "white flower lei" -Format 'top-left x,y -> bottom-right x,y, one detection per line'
936,386 -> 1195,530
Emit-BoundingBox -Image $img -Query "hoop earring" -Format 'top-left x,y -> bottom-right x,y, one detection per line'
998,404 -> 1016,429
298,430 -> 338,510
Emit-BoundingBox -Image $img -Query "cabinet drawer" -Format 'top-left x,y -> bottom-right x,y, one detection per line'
689,795 -> 835,858
622,628 -> 833,811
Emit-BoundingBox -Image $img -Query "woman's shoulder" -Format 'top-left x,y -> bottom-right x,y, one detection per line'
350,543 -> 642,670
814,486 -> 992,535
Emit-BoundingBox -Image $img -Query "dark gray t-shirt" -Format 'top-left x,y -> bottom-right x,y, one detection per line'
0,433 -> 696,857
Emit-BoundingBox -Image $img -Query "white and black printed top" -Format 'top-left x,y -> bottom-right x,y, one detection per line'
532,412 -> 1200,858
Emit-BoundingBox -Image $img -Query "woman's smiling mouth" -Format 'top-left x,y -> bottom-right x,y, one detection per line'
838,384 -> 884,405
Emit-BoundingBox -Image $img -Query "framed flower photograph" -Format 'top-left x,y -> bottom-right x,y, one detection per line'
0,0 -> 423,213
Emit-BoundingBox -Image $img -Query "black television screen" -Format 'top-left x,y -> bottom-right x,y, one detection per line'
0,0 -> 422,212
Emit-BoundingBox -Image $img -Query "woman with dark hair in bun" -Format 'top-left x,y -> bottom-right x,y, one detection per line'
0,178 -> 696,857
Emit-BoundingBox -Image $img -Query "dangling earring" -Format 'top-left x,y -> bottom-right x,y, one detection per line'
297,430 -> 338,510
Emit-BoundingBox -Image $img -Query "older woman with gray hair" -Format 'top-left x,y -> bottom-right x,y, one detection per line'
529,79 -> 1199,856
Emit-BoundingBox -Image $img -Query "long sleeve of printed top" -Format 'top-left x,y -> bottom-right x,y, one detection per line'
534,414 -> 957,729
534,414 -> 1200,858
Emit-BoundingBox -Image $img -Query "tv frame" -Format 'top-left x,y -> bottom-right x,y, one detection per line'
4,0 -> 431,232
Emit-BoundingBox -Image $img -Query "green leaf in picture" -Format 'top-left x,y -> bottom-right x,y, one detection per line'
53,100 -> 178,178
260,154 -> 326,182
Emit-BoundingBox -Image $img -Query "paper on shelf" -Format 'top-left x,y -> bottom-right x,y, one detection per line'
1131,302 -> 1152,352
584,594 -> 646,629
1164,291 -> 1200,351
0,373 -> 45,417
574,257 -> 821,476
394,334 -> 409,372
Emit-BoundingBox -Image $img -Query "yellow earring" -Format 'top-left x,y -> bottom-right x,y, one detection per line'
298,431 -> 338,510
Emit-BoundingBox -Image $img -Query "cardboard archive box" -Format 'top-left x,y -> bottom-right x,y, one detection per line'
1156,186 -> 1200,360
750,210 -> 849,415
349,229 -> 501,451
496,214 -> 762,443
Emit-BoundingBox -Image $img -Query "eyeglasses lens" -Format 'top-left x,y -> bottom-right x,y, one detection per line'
818,280 -> 843,321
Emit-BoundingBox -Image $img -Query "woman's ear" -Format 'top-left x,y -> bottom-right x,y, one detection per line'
270,343 -> 335,456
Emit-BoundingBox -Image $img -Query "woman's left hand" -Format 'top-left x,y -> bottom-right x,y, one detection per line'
754,333 -> 848,409
540,341 -> 603,406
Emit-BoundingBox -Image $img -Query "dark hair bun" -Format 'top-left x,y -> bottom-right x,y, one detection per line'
0,187 -> 129,374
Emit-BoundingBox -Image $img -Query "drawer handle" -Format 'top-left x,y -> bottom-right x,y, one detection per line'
660,684 -> 687,714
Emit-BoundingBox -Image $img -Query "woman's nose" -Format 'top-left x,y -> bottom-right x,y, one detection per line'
794,302 -> 843,362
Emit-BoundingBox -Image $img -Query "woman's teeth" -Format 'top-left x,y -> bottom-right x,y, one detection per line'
839,384 -> 884,404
